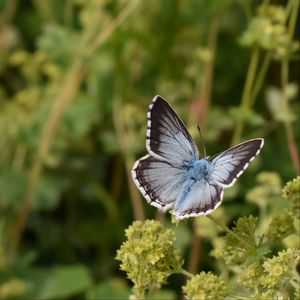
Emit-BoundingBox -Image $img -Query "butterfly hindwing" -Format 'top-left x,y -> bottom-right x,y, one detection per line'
146,96 -> 199,164
132,154 -> 187,210
210,139 -> 264,188
173,178 -> 224,219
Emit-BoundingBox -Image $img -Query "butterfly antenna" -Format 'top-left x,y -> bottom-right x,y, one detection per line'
197,125 -> 206,157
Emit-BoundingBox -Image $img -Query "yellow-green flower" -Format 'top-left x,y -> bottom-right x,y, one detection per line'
262,248 -> 300,288
183,271 -> 228,300
116,220 -> 183,297
266,208 -> 295,241
283,176 -> 300,217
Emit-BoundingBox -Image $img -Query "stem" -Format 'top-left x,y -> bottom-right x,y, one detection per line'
229,294 -> 250,300
249,51 -> 272,107
86,0 -> 140,55
187,227 -> 201,274
206,215 -> 253,249
231,46 -> 260,146
180,268 -> 194,278
0,0 -> 20,25
281,59 -> 300,175
200,15 -> 220,128
112,97 -> 145,221
10,61 -> 86,258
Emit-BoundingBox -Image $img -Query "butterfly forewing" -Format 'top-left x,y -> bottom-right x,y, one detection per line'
210,139 -> 264,187
146,96 -> 199,164
132,154 -> 187,210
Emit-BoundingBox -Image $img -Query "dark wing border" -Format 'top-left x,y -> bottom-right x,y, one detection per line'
209,138 -> 264,188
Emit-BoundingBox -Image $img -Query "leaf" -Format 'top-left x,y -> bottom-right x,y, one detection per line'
0,169 -> 26,209
61,95 -> 99,139
246,244 -> 271,264
39,265 -> 92,299
32,175 -> 63,211
86,279 -> 130,300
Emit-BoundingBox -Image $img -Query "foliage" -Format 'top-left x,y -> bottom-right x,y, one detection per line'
0,0 -> 299,299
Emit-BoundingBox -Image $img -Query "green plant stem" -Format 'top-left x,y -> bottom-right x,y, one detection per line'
206,215 -> 253,249
200,15 -> 220,128
10,60 -> 86,259
249,51 -> 272,107
86,0 -> 140,56
231,46 -> 260,146
0,0 -> 20,25
229,294 -> 250,300
112,98 -> 145,221
180,268 -> 194,278
281,59 -> 300,175
187,226 -> 201,274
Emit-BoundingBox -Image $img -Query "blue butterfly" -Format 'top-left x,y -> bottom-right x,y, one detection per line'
132,96 -> 264,220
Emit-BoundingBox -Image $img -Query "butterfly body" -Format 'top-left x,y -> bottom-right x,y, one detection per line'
186,159 -> 213,182
132,96 -> 264,220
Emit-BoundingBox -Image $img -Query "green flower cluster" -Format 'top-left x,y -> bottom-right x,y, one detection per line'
116,220 -> 183,298
183,271 -> 228,300
266,208 -> 295,241
239,4 -> 299,59
282,176 -> 300,218
212,216 -> 257,265
238,248 -> 299,298
262,248 -> 300,289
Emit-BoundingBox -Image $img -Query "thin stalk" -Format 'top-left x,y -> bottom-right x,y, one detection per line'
180,268 -> 194,278
206,215 -> 254,249
229,294 -> 250,300
249,51 -> 272,107
281,59 -> 300,175
112,98 -> 145,221
10,61 -> 86,258
287,0 -> 299,36
64,0 -> 73,30
200,15 -> 220,128
86,0 -> 140,56
231,46 -> 260,146
0,0 -> 20,25
187,229 -> 201,274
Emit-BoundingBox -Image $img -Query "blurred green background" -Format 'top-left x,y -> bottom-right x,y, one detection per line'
0,0 -> 299,299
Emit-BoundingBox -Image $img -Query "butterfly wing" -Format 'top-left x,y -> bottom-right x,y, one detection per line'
209,138 -> 264,188
146,95 -> 199,164
173,178 -> 224,219
132,155 -> 187,210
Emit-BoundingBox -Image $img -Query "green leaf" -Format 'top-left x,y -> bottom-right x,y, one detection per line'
86,279 -> 130,300
0,169 -> 26,209
246,244 -> 271,264
39,265 -> 92,299
32,176 -> 63,211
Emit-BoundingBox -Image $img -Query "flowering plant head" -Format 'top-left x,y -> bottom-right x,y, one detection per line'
116,220 -> 183,297
183,271 -> 228,300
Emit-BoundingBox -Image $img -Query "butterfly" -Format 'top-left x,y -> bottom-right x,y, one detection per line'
131,96 -> 264,220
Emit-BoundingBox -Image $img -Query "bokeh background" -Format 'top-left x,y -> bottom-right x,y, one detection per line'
0,0 -> 299,299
